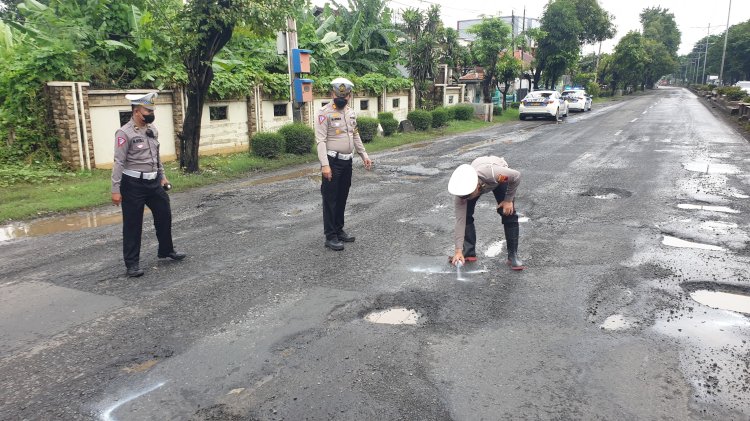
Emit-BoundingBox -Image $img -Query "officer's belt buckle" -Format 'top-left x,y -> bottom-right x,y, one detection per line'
327,151 -> 353,160
123,169 -> 158,180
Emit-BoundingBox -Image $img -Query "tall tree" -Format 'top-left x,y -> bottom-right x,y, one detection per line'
467,17 -> 512,104
176,0 -> 303,173
496,53 -> 522,109
640,7 -> 680,56
399,5 -> 442,109
533,0 -> 581,89
611,31 -> 645,94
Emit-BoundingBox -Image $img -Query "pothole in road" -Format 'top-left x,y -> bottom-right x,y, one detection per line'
677,203 -> 740,214
0,209 -> 134,242
662,235 -> 724,251
682,162 -> 740,174
364,307 -> 421,325
600,314 -> 635,331
690,291 -> 750,314
580,187 -> 632,199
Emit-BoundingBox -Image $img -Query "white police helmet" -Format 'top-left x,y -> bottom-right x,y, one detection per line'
330,77 -> 354,98
125,92 -> 158,110
448,164 -> 478,196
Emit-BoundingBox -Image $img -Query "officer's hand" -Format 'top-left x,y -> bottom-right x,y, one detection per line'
322,165 -> 332,181
451,251 -> 465,266
112,193 -> 122,206
363,158 -> 373,171
497,200 -> 514,216
160,177 -> 170,186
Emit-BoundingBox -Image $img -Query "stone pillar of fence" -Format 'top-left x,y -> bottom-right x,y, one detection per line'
46,82 -> 95,170
247,86 -> 259,140
409,87 -> 416,111
171,85 -> 185,160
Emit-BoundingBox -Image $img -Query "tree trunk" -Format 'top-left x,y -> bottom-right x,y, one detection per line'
502,84 -> 511,109
482,77 -> 493,104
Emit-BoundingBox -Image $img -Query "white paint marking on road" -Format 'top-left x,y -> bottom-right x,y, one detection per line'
662,235 -> 723,251
409,266 -> 488,275
630,118 -> 638,123
614,130 -> 623,136
677,204 -> 739,214
101,381 -> 166,421
642,110 -> 648,115
518,216 -> 530,223
683,162 -> 740,174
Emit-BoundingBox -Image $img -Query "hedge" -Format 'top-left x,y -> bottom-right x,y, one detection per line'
407,110 -> 432,131
445,106 -> 456,120
278,123 -> 314,155
453,104 -> 474,120
251,132 -> 285,158
357,117 -> 379,142
378,112 -> 394,120
431,107 -> 449,127
493,105 -> 502,116
379,117 -> 398,136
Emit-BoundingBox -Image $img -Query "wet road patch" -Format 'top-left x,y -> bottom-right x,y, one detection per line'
365,308 -> 421,325
690,290 -> 750,314
580,187 -> 632,199
600,314 -> 635,331
0,209 -> 129,242
677,204 -> 739,214
682,162 -> 740,174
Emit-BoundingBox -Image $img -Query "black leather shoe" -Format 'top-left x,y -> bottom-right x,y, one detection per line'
126,265 -> 144,277
158,251 -> 186,260
337,230 -> 355,242
325,239 -> 345,251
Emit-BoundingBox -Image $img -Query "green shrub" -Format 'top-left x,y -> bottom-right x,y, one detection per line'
378,112 -> 394,120
493,105 -> 502,116
407,110 -> 432,130
379,118 -> 398,136
510,102 -> 521,109
431,107 -> 449,127
357,117 -> 379,142
453,104 -> 474,120
251,132 -> 285,158
445,106 -> 456,120
586,81 -> 600,98
717,86 -> 746,101
278,123 -> 314,155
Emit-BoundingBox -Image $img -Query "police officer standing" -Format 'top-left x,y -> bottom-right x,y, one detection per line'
315,78 -> 373,251
448,156 -> 525,270
111,92 -> 185,277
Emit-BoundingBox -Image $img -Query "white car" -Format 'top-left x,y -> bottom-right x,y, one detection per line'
562,89 -> 592,112
519,90 -> 568,121
735,81 -> 750,95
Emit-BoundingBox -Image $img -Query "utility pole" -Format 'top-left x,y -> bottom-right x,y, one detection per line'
285,17 -> 302,123
702,25 -> 710,84
719,0 -> 731,85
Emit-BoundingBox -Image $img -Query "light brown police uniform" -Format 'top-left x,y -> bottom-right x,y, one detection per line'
453,156 -> 520,250
315,102 -> 369,165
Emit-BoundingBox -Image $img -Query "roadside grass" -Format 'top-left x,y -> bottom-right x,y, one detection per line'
0,116 -> 506,222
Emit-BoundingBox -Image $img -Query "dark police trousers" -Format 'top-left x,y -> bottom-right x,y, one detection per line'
321,156 -> 353,241
463,182 -> 519,257
120,174 -> 174,268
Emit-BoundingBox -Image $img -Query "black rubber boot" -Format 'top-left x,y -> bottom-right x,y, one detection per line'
504,223 -> 526,270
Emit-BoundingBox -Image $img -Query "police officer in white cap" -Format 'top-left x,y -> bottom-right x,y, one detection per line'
314,77 -> 373,251
448,156 -> 525,270
111,92 -> 185,277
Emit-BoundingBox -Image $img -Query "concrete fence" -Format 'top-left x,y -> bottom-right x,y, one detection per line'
46,82 -> 420,170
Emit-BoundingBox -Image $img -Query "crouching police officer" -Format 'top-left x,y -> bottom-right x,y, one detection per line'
315,77 -> 373,251
448,156 -> 526,270
111,92 -> 186,277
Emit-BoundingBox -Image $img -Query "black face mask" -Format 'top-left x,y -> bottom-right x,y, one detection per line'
142,113 -> 155,124
333,97 -> 348,109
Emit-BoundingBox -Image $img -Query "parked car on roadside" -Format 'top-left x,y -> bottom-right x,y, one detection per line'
561,89 -> 592,112
519,90 -> 568,121
734,81 -> 750,95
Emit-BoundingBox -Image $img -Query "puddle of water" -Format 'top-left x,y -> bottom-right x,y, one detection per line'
409,266 -> 488,275
0,210 -> 130,242
682,162 -> 740,174
690,290 -> 750,314
677,204 -> 739,214
484,240 -> 505,257
237,168 -> 318,187
600,314 -> 634,331
662,236 -> 723,251
365,308 -> 420,325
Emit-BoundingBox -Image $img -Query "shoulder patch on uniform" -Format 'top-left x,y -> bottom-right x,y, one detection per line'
117,136 -> 127,147
318,115 -> 327,124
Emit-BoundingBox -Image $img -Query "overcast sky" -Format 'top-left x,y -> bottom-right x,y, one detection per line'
315,0 -> 749,56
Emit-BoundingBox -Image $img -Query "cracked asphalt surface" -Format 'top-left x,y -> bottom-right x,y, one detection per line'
1,87 -> 750,420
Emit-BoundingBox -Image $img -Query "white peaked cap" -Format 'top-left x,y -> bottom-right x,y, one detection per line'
125,92 -> 158,110
448,164 -> 478,196
330,77 -> 354,97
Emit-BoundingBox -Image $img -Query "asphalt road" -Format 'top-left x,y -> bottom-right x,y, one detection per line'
2,87 -> 750,420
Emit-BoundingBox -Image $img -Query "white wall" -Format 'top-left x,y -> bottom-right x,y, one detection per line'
444,87 -> 462,107
352,96 -> 378,119
384,93 -> 409,122
260,101 -> 293,132
89,103 -> 176,168
198,100 -> 249,154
